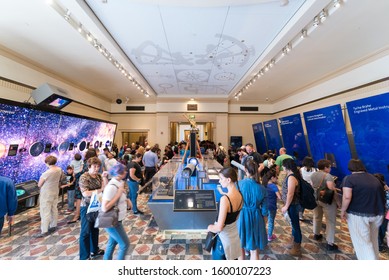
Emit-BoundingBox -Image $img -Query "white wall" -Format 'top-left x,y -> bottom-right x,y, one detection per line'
0,50 -> 111,112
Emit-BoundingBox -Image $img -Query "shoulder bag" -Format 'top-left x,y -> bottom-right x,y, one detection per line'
317,174 -> 334,205
94,184 -> 120,228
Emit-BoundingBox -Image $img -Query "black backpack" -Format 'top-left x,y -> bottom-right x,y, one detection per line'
299,178 -> 317,210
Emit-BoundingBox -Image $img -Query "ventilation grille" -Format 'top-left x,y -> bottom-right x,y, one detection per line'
240,106 -> 258,112
126,106 -> 145,111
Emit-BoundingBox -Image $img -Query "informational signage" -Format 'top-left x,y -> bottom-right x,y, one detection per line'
174,190 -> 216,212
346,92 -> 389,180
263,119 -> 283,153
279,114 -> 309,166
303,104 -> 351,180
252,123 -> 267,154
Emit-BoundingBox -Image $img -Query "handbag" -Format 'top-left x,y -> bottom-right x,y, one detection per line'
317,174 -> 335,204
94,183 -> 120,228
94,206 -> 119,228
204,231 -> 218,252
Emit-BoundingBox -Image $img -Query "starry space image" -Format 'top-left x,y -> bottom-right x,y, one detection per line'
0,101 -> 116,184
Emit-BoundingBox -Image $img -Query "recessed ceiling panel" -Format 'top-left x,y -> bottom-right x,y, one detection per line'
86,0 -> 305,97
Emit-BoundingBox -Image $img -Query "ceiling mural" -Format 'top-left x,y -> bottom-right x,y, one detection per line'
85,0 -> 306,97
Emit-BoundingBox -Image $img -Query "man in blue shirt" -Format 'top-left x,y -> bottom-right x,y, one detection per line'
0,176 -> 18,236
142,146 -> 159,191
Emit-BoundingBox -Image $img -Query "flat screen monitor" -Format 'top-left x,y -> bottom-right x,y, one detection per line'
48,96 -> 72,109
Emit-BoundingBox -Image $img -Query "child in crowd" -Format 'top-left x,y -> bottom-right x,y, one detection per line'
60,165 -> 76,211
262,169 -> 281,241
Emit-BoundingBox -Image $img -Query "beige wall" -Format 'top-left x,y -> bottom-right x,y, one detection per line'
110,113 -> 156,147
228,114 -> 269,147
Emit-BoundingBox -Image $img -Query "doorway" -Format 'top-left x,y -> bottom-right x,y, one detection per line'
170,122 -> 214,143
122,131 -> 148,147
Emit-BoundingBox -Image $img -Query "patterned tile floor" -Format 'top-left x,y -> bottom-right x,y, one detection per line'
0,194 -> 388,260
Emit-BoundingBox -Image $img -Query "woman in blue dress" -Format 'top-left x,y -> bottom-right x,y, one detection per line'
237,159 -> 268,260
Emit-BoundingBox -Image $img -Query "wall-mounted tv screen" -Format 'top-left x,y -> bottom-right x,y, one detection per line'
0,98 -> 117,184
48,96 -> 72,109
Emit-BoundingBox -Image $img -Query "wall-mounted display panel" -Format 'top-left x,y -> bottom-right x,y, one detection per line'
252,123 -> 267,154
279,114 -> 309,166
303,104 -> 351,180
0,99 -> 117,184
263,119 -> 282,153
346,92 -> 389,180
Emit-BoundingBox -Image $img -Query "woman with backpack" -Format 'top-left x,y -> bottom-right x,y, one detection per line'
281,158 -> 302,257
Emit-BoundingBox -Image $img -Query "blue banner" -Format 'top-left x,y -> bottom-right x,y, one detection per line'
303,104 -> 351,180
279,114 -> 309,166
252,123 -> 267,154
263,119 -> 283,153
346,92 -> 389,180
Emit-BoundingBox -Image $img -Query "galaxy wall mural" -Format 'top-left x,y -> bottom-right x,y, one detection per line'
0,99 -> 117,184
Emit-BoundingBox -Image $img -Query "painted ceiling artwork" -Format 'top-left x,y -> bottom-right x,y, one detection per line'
85,0 -> 305,97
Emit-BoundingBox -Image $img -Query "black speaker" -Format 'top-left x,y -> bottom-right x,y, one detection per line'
116,98 -> 122,104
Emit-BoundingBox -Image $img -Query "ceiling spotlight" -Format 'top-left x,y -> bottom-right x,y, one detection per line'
333,0 -> 341,8
282,43 -> 292,55
319,9 -> 327,22
313,16 -> 320,27
300,29 -> 307,38
145,93 -> 150,98
86,33 -> 93,42
269,59 -> 275,68
64,10 -> 71,21
77,24 -> 83,33
259,70 -> 264,76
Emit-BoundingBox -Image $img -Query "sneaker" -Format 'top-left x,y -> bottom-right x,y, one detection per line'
327,243 -> 338,251
313,234 -> 323,241
267,234 -> 277,242
134,210 -> 144,215
299,213 -> 304,221
48,227 -> 57,233
90,249 -> 105,259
